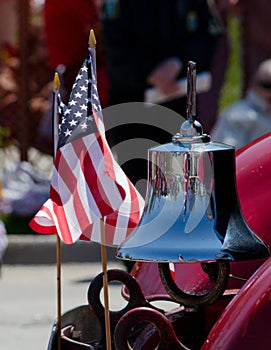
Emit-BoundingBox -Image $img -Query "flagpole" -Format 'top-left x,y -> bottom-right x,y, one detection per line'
56,236 -> 61,350
100,219 -> 112,350
89,29 -> 112,350
52,72 -> 62,350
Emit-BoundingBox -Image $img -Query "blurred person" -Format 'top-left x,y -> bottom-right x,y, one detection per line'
229,0 -> 271,95
0,23 -> 53,154
211,59 -> 271,149
101,0 -> 224,193
102,0 -> 223,120
43,0 -> 109,107
0,0 -> 16,66
197,0 -> 231,133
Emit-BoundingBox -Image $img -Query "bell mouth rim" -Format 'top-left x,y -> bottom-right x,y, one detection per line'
115,248 -> 235,264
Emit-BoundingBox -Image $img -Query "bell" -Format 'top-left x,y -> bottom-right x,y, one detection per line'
117,62 -> 270,263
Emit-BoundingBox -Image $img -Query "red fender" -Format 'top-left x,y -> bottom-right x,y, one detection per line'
236,132 -> 271,248
201,256 -> 271,350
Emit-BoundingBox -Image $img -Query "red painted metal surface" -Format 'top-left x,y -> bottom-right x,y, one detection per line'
201,256 -> 271,350
236,132 -> 271,248
127,259 -> 266,301
198,134 -> 271,349
114,307 -> 185,350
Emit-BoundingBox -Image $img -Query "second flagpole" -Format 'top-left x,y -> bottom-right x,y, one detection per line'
52,72 -> 62,350
89,28 -> 112,350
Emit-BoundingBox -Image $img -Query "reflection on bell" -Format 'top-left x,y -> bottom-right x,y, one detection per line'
117,138 -> 269,263
116,63 -> 270,264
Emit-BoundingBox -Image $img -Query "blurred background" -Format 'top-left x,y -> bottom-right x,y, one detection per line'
0,0 -> 242,237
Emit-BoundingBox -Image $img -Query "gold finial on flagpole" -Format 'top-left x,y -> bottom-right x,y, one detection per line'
89,29 -> 97,48
54,72 -> 60,91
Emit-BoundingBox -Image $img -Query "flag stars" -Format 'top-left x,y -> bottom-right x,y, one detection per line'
75,111 -> 82,118
81,122 -> 87,130
92,93 -> 99,101
61,117 -> 66,124
64,129 -> 72,137
69,99 -> 77,106
69,119 -> 77,127
57,49 -> 100,147
80,85 -> 88,92
74,92 -> 82,99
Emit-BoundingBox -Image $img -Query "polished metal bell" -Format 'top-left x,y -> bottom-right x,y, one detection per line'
117,136 -> 269,262
116,63 -> 270,264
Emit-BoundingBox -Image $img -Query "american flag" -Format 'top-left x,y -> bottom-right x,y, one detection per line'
30,47 -> 144,245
